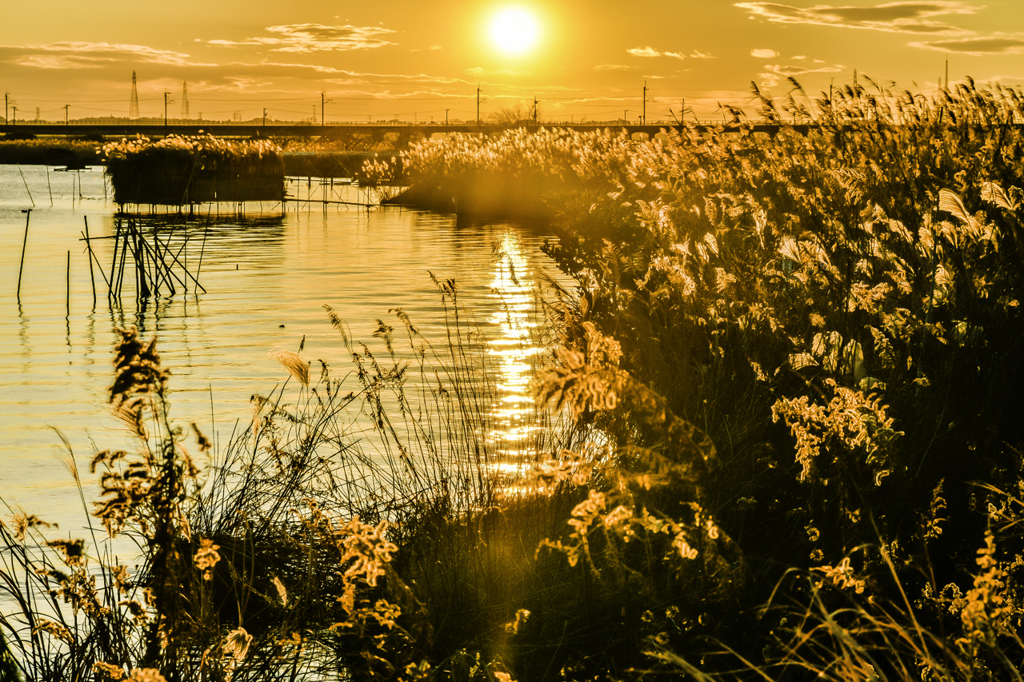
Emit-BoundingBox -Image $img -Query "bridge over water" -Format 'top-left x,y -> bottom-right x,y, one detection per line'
0,122 -> 808,139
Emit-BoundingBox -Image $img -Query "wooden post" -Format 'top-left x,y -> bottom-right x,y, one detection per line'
66,250 -> 70,316
16,210 -> 31,300
110,217 -> 120,296
135,223 -> 150,298
117,229 -> 128,298
18,165 -> 35,207
84,217 -> 96,306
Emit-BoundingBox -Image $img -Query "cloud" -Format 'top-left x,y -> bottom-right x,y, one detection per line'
327,69 -> 471,85
627,46 -> 662,58
758,61 -> 844,86
752,48 -> 779,58
627,46 -> 691,60
465,66 -> 530,77
690,50 -> 715,59
595,64 -> 631,70
735,2 -> 978,35
1,41 -> 195,69
209,24 -> 395,52
912,34 -> 1024,54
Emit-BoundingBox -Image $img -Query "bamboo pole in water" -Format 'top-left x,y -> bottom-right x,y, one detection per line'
134,222 -> 150,299
116,230 -> 128,298
151,233 -> 199,292
84,217 -> 96,306
16,210 -> 31,300
144,231 -> 174,296
66,250 -> 70,316
17,165 -> 35,207
110,218 -> 121,298
81,231 -> 109,294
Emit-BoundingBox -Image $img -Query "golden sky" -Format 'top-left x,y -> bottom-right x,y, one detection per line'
1,0 -> 1022,123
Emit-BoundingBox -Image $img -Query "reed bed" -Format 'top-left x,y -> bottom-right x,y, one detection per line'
0,274 -> 593,681
388,77 -> 1024,679
103,135 -> 285,207
5,76 -> 1024,681
0,138 -> 100,167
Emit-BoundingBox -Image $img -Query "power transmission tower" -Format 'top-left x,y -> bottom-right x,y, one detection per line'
181,81 -> 190,119
129,71 -> 140,119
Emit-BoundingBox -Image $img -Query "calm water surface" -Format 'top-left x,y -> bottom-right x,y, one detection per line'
0,165 -> 570,533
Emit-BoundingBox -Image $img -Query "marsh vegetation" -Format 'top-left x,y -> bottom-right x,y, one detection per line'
4,77 -> 1024,681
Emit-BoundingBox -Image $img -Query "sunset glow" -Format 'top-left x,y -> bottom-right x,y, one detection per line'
0,2 -> 1020,130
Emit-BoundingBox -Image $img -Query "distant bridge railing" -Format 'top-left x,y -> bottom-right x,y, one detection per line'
3,121 -> 1022,140
0,121 -> 812,139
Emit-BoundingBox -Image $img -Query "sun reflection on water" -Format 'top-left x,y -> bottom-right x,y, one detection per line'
484,231 -> 550,476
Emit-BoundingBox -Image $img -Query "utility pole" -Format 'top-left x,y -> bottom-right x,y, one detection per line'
945,58 -> 949,91
64,105 -> 69,125
10,106 -> 16,125
321,91 -> 332,126
263,108 -> 267,126
643,80 -> 647,125
476,84 -> 481,125
533,96 -> 539,124
4,92 -> 8,124
163,91 -> 173,126
445,109 -> 449,124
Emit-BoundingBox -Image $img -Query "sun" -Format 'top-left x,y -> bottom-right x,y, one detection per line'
488,7 -> 540,56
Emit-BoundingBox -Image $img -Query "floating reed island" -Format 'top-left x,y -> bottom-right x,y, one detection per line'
103,134 -> 285,209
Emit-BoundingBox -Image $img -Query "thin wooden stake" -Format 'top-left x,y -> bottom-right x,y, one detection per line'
16,210 -> 31,300
81,230 -> 109,291
17,165 -> 35,207
117,230 -> 128,298
134,222 -> 150,299
144,231 -> 174,295
84,217 -> 96,306
66,250 -> 71,316
109,218 -> 121,298
150,232 -> 204,293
